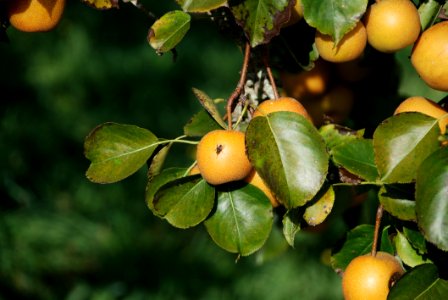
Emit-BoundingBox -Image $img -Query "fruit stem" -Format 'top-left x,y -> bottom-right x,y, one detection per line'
226,42 -> 251,129
263,46 -> 279,99
371,204 -> 384,257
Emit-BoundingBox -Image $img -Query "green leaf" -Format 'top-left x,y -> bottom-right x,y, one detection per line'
84,123 -> 158,184
230,0 -> 292,47
148,11 -> 191,54
378,185 -> 416,222
418,0 -> 442,31
81,0 -> 119,10
388,264 -> 448,300
302,0 -> 368,44
381,225 -> 395,254
191,88 -> 227,129
176,0 -> 227,12
184,109 -> 223,137
303,185 -> 335,226
394,230 -> 431,268
204,183 -> 273,256
246,112 -> 329,209
403,227 -> 427,255
416,147 -> 448,251
147,143 -> 172,180
332,138 -> 379,182
319,124 -> 364,150
282,209 -> 301,248
373,113 -> 441,184
153,177 -> 215,229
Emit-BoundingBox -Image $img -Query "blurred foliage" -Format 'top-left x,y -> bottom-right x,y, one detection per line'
0,1 -> 345,299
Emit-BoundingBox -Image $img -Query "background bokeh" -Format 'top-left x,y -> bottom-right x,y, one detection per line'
1,1 -> 445,299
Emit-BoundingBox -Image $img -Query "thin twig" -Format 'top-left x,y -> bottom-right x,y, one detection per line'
226,42 -> 251,129
371,204 -> 384,257
263,46 -> 279,99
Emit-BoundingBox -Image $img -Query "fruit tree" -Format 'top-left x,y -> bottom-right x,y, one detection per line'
2,0 -> 448,299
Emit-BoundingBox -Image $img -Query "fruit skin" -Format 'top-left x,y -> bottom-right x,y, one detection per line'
8,0 -> 66,32
364,0 -> 420,53
394,96 -> 448,134
315,22 -> 367,63
411,21 -> 448,91
244,169 -> 280,207
342,251 -> 405,300
196,130 -> 252,185
253,97 -> 313,123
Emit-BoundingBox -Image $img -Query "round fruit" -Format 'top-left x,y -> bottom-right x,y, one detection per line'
394,96 -> 448,134
244,170 -> 280,207
8,0 -> 66,32
342,251 -> 405,300
320,85 -> 355,124
253,97 -> 313,123
364,0 -> 420,53
280,59 -> 330,100
196,130 -> 252,185
411,21 -> 448,91
188,165 -> 201,176
315,21 -> 367,63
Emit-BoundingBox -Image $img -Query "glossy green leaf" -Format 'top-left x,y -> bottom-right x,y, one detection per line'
381,225 -> 395,254
373,113 -> 440,184
246,112 -> 329,209
332,138 -> 379,182
416,147 -> 448,251
230,0 -> 292,47
378,185 -> 416,222
176,0 -> 227,12
183,109 -> 223,137
147,143 -> 172,180
303,185 -> 335,226
388,264 -> 448,300
81,0 -> 119,10
84,123 -> 158,184
204,184 -> 273,256
153,177 -> 215,229
148,11 -> 191,54
192,88 -> 227,129
282,209 -> 301,248
418,0 -> 442,31
394,230 -> 431,268
403,227 -> 427,255
301,0 -> 368,44
319,124 -> 364,150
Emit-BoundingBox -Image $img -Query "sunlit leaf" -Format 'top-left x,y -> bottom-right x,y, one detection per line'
230,0 -> 292,47
301,0 -> 368,44
81,0 -> 119,10
183,109 -> 223,137
416,147 -> 448,251
303,185 -> 335,226
148,10 -> 191,54
84,123 -> 158,184
204,183 -> 273,256
373,113 -> 440,184
246,112 -> 329,209
394,230 -> 431,268
176,0 -> 227,12
319,124 -> 364,150
191,88 -> 227,129
388,264 -> 448,300
378,185 -> 416,222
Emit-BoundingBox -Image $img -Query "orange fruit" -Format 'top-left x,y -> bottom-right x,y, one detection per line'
188,165 -> 201,176
364,0 -> 420,53
394,96 -> 448,134
342,251 -> 405,300
253,97 -> 313,123
315,21 -> 367,63
196,130 -> 252,185
244,170 -> 280,207
7,0 -> 66,32
411,21 -> 448,91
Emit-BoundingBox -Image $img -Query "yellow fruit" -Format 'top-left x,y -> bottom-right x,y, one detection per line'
284,0 -> 304,27
342,252 -> 405,300
196,130 -> 252,185
188,165 -> 201,176
244,170 -> 280,207
394,96 -> 448,134
411,21 -> 448,91
321,85 -> 355,124
253,97 -> 313,123
315,22 -> 367,63
364,0 -> 420,53
8,0 -> 66,32
280,59 -> 330,99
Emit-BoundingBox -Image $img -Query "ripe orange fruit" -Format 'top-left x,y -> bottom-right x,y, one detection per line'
244,170 -> 280,207
315,21 -> 367,63
364,0 -> 420,53
342,251 -> 405,300
253,97 -> 313,123
196,130 -> 252,185
411,21 -> 448,91
280,59 -> 330,100
394,96 -> 448,134
7,0 -> 66,33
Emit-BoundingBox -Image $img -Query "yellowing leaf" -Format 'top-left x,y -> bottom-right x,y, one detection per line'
81,0 -> 119,10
